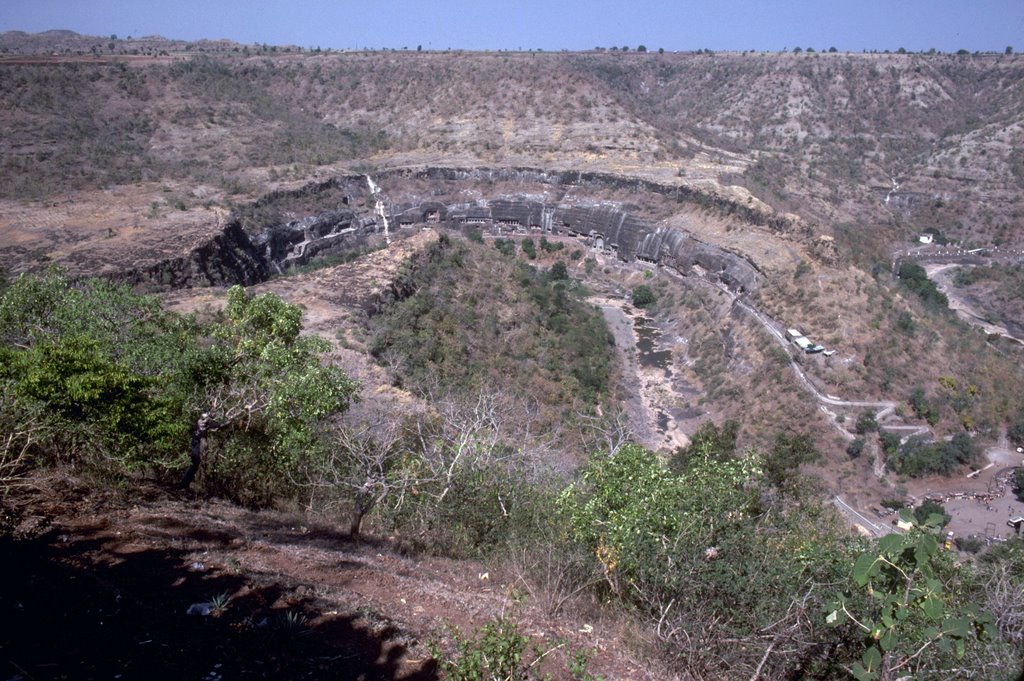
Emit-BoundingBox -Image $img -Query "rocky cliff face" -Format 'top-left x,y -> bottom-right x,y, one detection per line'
115,221 -> 268,290
111,166 -> 769,293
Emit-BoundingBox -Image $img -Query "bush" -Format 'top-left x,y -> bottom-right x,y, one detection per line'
1010,408 -> 1024,447
913,499 -> 951,527
765,431 -> 820,489
847,438 -> 866,458
521,238 -> 537,260
547,261 -> 568,281
539,236 -> 563,253
855,411 -> 878,435
560,444 -> 856,675
670,420 -> 739,471
954,536 -> 985,554
0,270 -> 356,502
631,284 -> 656,308
897,261 -> 949,310
438,615 -> 597,680
909,387 -> 939,425
494,238 -> 516,256
889,433 -> 978,478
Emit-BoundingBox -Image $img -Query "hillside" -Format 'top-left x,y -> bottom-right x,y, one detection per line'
2,32 -> 1024,680
2,38 -> 1022,248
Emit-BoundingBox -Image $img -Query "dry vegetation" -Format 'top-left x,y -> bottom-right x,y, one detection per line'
4,31 -> 1024,680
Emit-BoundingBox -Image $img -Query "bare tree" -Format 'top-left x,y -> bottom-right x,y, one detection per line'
573,403 -> 632,457
309,411 -> 408,540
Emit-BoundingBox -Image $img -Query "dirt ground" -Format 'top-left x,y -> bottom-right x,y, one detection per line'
1,472 -> 666,681
902,436 -> 1024,542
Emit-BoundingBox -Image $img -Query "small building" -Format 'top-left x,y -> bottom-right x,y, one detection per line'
787,328 -> 803,339
918,233 -> 934,244
793,336 -> 813,351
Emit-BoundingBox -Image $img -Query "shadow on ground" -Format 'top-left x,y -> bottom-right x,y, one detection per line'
1,522 -> 437,680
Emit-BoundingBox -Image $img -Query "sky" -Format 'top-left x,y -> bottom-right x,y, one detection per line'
1,0 -> 1021,53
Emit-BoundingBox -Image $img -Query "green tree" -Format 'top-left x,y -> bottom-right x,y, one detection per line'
520,237 -> 537,260
631,284 -> 656,308
764,431 -> 819,489
855,410 -> 879,435
1009,406 -> 1024,446
494,238 -> 516,256
897,262 -> 949,310
669,419 -> 738,472
190,285 -> 357,502
0,269 -> 202,468
548,261 -> 568,281
913,499 -> 950,528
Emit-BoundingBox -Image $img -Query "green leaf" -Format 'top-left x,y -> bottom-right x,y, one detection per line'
945,617 -> 970,638
878,534 -> 904,555
850,663 -> 875,681
861,646 -> 882,672
918,533 -> 938,557
853,553 -> 878,586
879,628 -> 897,652
921,596 -> 944,620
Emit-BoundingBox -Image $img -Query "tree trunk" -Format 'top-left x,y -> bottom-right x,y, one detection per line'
178,415 -> 212,490
349,510 -> 364,541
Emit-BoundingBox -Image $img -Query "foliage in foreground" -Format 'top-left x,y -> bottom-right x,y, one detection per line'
826,510 -> 995,680
0,270 -> 356,503
437,615 -> 601,681
1,271 -> 1021,679
559,444 -> 856,676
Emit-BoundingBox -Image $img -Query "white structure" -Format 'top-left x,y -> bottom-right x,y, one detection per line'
918,233 -> 934,244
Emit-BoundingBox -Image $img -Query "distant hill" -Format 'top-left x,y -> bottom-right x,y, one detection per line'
0,45 -> 1021,249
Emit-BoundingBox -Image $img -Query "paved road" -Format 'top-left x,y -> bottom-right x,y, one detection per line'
833,495 -> 894,537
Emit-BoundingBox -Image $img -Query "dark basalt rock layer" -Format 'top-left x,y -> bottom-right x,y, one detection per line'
113,167 -> 773,293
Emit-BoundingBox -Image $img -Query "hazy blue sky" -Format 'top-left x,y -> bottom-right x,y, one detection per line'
1,0 -> 1021,53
